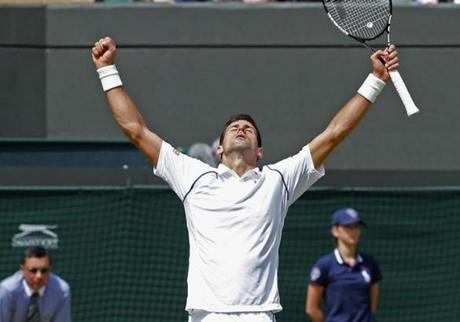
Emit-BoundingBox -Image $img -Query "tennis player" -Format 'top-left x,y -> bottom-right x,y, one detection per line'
306,208 -> 381,322
91,37 -> 398,322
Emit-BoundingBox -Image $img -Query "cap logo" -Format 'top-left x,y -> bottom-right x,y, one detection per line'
345,208 -> 358,219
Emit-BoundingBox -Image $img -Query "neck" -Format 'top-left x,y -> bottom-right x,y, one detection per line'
338,243 -> 358,266
222,152 -> 257,177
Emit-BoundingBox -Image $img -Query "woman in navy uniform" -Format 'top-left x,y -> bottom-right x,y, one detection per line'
306,208 -> 381,322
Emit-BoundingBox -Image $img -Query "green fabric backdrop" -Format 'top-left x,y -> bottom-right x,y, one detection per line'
0,187 -> 458,321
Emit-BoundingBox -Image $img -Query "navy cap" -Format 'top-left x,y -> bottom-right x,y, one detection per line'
331,208 -> 366,226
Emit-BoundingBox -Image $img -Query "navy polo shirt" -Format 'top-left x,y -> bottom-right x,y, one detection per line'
309,249 -> 382,322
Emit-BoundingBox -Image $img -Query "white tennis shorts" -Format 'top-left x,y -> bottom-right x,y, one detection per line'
188,310 -> 276,322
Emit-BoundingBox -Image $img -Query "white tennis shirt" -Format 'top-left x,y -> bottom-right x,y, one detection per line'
154,141 -> 324,313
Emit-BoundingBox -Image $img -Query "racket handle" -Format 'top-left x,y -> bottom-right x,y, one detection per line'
388,70 -> 419,116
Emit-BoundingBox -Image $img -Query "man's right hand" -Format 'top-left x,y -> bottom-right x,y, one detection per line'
92,37 -> 116,69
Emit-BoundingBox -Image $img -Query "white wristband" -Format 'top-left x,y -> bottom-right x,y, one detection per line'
97,65 -> 122,92
357,73 -> 386,103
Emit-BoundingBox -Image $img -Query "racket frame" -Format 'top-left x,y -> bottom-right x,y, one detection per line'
321,0 -> 419,116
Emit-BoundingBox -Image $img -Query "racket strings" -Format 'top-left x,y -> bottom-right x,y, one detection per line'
325,0 -> 390,40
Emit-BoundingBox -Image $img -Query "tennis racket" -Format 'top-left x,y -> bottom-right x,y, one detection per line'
322,0 -> 419,116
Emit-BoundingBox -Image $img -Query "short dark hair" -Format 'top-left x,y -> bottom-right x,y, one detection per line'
219,114 -> 262,148
22,246 -> 52,266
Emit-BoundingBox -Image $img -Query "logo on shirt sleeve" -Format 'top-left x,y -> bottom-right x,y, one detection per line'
310,267 -> 321,281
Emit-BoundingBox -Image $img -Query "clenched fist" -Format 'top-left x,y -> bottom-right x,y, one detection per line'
92,37 -> 117,69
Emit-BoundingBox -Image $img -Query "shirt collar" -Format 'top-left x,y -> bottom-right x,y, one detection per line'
216,163 -> 261,180
22,279 -> 45,297
334,248 -> 363,265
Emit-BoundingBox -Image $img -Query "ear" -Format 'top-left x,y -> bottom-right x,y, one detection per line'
257,147 -> 263,160
331,226 -> 339,238
216,145 -> 223,158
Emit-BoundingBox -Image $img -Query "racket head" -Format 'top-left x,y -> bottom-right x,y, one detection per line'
322,0 -> 392,42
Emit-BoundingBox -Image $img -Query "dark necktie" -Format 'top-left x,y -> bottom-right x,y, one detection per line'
27,292 -> 40,322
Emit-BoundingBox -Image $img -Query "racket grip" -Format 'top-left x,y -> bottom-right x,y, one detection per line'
388,70 -> 419,116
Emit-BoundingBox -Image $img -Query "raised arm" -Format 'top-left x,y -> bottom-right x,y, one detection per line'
309,45 -> 399,169
92,37 -> 163,166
